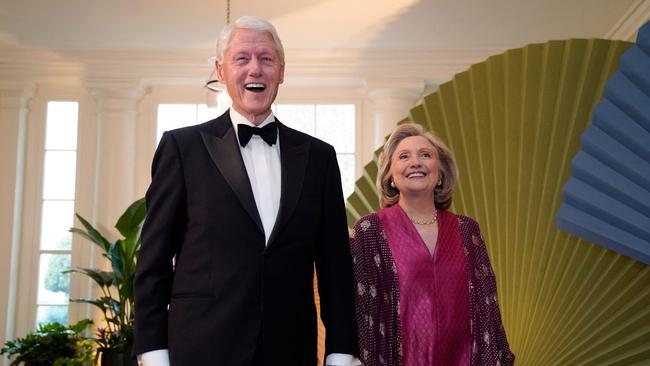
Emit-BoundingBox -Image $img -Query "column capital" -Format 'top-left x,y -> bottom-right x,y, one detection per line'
365,79 -> 426,148
365,78 -> 425,102
87,79 -> 146,111
87,79 -> 145,99
0,82 -> 36,109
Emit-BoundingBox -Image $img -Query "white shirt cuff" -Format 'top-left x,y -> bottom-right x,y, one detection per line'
137,349 -> 170,366
138,349 -> 359,366
325,353 -> 362,366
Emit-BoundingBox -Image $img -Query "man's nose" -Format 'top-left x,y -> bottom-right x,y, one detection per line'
248,58 -> 262,76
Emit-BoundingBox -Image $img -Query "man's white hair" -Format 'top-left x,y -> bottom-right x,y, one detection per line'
216,16 -> 285,64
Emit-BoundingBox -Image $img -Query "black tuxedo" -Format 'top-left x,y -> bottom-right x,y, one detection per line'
133,111 -> 357,365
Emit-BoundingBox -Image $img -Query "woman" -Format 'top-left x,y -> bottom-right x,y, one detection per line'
350,123 -> 514,366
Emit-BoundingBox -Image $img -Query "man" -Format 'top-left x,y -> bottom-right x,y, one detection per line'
133,16 -> 359,365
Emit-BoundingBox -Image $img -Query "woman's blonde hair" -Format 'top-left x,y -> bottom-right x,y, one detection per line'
377,123 -> 458,209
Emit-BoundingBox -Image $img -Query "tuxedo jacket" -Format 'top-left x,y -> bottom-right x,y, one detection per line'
133,111 -> 358,365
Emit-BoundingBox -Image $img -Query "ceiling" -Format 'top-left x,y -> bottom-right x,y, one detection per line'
0,0 -> 644,51
0,0 -> 647,90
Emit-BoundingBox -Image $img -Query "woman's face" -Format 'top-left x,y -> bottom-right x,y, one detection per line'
390,135 -> 440,200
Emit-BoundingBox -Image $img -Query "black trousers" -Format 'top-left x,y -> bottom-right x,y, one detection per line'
251,329 -> 263,366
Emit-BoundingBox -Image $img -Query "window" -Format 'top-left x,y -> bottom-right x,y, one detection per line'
35,101 -> 79,325
156,103 -> 356,198
156,104 -> 221,142
274,104 -> 355,198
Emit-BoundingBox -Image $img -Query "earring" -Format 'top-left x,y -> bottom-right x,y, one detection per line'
437,180 -> 442,187
390,180 -> 396,188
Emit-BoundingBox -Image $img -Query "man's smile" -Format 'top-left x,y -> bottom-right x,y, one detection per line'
245,83 -> 266,92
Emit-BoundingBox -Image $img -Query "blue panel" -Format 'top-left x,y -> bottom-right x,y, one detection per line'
571,151 -> 650,216
592,100 -> 650,162
557,205 -> 650,265
604,73 -> 650,132
636,19 -> 650,53
581,126 -> 650,189
557,20 -> 650,264
620,46 -> 650,93
562,178 -> 650,242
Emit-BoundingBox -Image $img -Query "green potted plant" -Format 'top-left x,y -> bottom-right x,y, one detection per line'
1,320 -> 95,366
66,198 -> 145,366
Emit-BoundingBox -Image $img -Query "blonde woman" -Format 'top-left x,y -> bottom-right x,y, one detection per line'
350,123 -> 514,366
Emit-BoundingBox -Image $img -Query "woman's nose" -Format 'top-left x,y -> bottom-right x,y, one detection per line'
409,157 -> 421,166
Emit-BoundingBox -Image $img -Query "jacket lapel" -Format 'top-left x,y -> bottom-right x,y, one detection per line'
199,113 -> 264,233
267,121 -> 310,246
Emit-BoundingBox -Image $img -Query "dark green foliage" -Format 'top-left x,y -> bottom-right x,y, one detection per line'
1,320 -> 94,366
67,198 -> 146,353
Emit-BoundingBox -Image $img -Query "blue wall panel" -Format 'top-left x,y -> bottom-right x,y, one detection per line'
557,21 -> 650,264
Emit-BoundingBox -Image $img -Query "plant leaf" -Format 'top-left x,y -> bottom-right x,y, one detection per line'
64,268 -> 114,287
70,214 -> 111,253
119,237 -> 136,275
69,319 -> 93,334
70,298 -> 108,312
100,297 -> 121,315
109,242 -> 124,282
120,273 -> 135,306
115,198 -> 146,238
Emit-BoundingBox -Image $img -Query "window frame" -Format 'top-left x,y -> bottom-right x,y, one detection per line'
151,97 -> 362,198
13,89 -> 96,340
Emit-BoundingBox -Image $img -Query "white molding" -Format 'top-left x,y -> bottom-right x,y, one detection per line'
69,92 -> 99,326
0,84 -> 34,353
605,0 -> 650,41
365,78 -> 425,102
0,47 -> 504,88
0,82 -> 36,109
13,93 -> 49,339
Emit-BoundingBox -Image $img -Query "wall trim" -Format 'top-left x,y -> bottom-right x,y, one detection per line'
605,0 -> 650,41
1,47 -> 504,88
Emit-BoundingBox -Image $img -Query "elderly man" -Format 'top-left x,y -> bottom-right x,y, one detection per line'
133,16 -> 359,365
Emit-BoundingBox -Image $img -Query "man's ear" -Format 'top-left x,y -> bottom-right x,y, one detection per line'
279,63 -> 285,84
216,60 -> 224,81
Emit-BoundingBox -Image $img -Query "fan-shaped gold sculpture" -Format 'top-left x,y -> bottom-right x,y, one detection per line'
346,39 -> 650,365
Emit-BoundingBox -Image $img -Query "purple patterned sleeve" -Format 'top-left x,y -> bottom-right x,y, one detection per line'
460,215 -> 515,366
350,214 -> 402,366
350,217 -> 371,363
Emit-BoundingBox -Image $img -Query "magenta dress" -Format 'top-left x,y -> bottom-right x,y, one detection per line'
350,205 -> 514,366
379,204 -> 470,365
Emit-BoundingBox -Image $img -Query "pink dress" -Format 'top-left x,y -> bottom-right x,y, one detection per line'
350,206 -> 514,366
379,204 -> 470,366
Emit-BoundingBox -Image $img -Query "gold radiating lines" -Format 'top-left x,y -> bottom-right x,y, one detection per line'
345,38 -> 650,364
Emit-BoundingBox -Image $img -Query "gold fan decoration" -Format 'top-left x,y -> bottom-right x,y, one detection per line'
345,39 -> 650,365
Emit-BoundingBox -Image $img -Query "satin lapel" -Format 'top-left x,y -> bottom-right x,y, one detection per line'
267,123 -> 310,246
199,116 -> 263,233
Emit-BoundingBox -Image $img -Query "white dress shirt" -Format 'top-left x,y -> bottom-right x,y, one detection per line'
139,109 -> 359,366
231,110 -> 282,244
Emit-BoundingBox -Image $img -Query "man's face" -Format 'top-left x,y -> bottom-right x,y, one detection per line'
217,28 -> 284,125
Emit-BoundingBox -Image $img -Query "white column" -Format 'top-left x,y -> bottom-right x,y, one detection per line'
366,79 -> 424,149
88,81 -> 144,238
0,83 -> 35,350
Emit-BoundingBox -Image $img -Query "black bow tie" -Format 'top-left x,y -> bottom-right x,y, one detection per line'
237,122 -> 279,147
